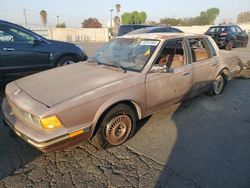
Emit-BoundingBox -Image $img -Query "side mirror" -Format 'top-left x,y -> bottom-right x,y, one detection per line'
33,37 -> 43,45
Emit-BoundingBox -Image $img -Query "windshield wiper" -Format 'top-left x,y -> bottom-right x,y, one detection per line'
87,57 -> 101,65
112,62 -> 127,73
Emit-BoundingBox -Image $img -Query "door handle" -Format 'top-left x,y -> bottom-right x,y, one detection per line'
3,48 -> 15,51
211,63 -> 217,67
182,72 -> 190,76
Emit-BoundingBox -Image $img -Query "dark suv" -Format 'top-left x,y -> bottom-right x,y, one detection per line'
205,25 -> 249,50
117,24 -> 152,36
127,26 -> 183,35
0,20 -> 88,83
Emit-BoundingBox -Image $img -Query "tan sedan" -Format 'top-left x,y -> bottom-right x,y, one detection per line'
2,33 -> 242,152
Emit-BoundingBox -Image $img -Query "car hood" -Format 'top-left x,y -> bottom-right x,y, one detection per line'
15,63 -> 132,107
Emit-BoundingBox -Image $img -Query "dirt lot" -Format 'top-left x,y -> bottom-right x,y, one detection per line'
0,42 -> 250,188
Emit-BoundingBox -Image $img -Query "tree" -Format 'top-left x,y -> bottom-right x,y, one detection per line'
160,7 -> 219,26
121,11 -> 147,24
115,4 -> 121,14
56,23 -> 66,28
81,18 -> 102,28
40,10 -> 47,26
206,8 -> 220,24
237,11 -> 250,23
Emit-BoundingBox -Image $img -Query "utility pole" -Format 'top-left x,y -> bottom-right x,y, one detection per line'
57,16 -> 59,25
23,8 -> 28,27
110,9 -> 113,33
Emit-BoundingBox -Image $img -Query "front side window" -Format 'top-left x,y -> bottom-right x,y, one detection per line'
151,39 -> 185,72
230,26 -> 237,33
236,26 -> 243,33
0,24 -> 34,43
0,30 -> 13,42
92,38 -> 159,72
188,38 -> 210,62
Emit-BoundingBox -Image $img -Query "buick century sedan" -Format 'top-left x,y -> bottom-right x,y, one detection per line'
2,33 -> 242,152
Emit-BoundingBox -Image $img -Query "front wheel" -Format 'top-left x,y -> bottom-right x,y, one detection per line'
207,74 -> 225,95
91,104 -> 137,149
242,39 -> 248,48
57,56 -> 78,67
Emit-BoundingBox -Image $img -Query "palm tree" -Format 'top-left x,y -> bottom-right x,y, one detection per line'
115,4 -> 121,14
40,10 -> 47,26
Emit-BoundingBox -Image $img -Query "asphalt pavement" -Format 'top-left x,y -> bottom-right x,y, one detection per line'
0,42 -> 250,188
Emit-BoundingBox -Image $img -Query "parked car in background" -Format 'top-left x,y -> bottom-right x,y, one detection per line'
117,24 -> 152,36
205,25 -> 249,50
127,26 -> 183,35
2,33 -> 242,152
0,20 -> 88,83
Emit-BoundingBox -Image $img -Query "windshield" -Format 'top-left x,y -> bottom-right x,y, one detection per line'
92,38 -> 159,72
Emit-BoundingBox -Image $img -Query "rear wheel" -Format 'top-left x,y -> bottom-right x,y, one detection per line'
225,40 -> 233,50
57,56 -> 78,67
207,74 -> 225,95
91,104 -> 137,149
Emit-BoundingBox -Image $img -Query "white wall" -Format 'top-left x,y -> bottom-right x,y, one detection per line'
47,28 -> 109,42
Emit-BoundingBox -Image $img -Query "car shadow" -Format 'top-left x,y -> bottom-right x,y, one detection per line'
155,77 -> 250,187
0,86 -> 41,180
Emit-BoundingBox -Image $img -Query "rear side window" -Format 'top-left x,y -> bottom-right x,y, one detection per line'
208,27 -> 226,33
188,38 -> 210,62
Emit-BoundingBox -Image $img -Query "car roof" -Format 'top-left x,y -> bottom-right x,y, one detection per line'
0,19 -> 47,41
209,25 -> 237,28
126,26 -> 183,35
0,20 -> 23,28
118,32 -> 203,40
119,24 -> 150,27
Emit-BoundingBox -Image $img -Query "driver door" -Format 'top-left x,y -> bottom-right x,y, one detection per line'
0,23 -> 51,81
145,39 -> 193,114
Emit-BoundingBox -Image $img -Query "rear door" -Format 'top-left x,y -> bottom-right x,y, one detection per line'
0,23 -> 51,81
145,39 -> 193,114
187,37 -> 217,94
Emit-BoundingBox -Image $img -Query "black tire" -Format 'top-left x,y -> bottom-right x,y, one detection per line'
57,56 -> 78,67
207,74 -> 225,96
91,104 -> 137,149
225,40 -> 233,51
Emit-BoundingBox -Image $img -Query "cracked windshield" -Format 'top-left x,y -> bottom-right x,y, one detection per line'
93,38 -> 159,71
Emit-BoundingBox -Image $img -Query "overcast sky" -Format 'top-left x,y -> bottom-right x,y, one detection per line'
1,0 -> 250,27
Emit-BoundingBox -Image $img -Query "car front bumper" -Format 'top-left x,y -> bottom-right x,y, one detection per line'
2,98 -> 91,153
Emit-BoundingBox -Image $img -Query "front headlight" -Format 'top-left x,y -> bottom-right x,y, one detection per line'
40,115 -> 63,129
22,112 -> 40,127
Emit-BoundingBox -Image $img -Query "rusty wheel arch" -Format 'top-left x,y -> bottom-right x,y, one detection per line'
91,100 -> 142,138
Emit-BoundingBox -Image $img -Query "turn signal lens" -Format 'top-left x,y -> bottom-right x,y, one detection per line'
40,115 -> 63,129
69,129 -> 84,138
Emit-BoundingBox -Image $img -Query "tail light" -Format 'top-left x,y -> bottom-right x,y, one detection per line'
220,32 -> 228,36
